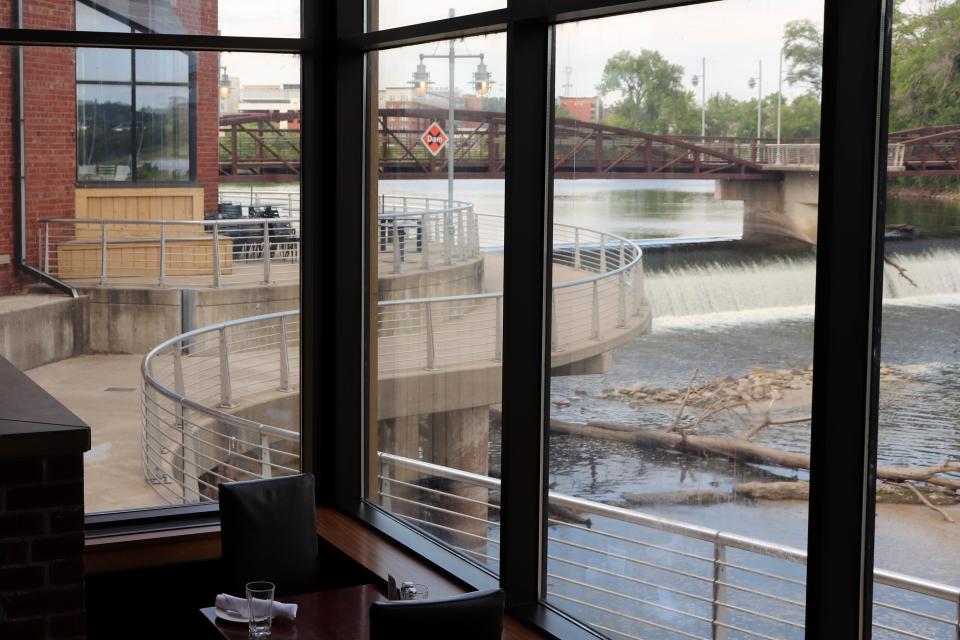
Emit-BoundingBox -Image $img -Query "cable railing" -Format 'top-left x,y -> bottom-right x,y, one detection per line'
375,452 -> 960,640
376,195 -> 480,275
37,217 -> 301,288
376,215 -> 645,375
141,310 -> 301,504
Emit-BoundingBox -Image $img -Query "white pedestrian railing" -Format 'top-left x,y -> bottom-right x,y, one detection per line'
220,188 -> 301,217
376,195 -> 479,275
376,452 -> 960,640
759,143 -> 907,169
37,217 -> 300,288
141,310 -> 301,504
376,215 -> 645,375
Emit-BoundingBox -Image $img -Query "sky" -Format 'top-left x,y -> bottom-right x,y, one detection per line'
218,0 -> 826,102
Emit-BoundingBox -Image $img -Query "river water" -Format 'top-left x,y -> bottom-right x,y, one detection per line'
378,179 -> 960,589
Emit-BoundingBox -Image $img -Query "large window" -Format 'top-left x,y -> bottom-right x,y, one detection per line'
368,34 -> 507,574
3,1 -> 304,518
76,2 -> 194,183
351,0 -> 913,637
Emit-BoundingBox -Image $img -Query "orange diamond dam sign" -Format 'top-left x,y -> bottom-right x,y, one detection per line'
420,121 -> 448,156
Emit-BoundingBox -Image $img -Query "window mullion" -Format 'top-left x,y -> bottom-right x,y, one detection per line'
804,0 -> 892,637
499,14 -> 554,610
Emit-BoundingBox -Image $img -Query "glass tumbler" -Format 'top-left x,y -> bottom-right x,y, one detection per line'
246,581 -> 275,638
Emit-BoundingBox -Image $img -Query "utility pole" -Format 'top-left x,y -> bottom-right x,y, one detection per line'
700,57 -> 706,138
776,49 -> 783,163
447,7 -> 455,209
756,60 -> 762,139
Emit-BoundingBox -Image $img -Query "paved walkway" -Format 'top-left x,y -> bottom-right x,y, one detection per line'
26,354 -> 165,513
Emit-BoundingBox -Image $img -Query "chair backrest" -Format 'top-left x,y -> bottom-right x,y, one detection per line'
218,474 -> 319,597
369,589 -> 505,640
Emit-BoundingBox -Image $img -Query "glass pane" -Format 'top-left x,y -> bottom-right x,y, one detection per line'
872,1 -> 960,637
77,48 -> 132,82
370,1 -> 506,32
545,2 -> 825,637
15,1 -> 301,37
136,86 -> 190,181
77,83 -> 133,182
135,49 -> 190,83
7,48 -> 302,513
368,34 -> 507,573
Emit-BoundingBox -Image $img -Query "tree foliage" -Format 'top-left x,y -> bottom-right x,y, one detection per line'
889,0 -> 960,130
596,50 -> 697,134
782,19 -> 823,98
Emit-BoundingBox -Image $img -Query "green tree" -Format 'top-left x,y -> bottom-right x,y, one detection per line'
782,19 -> 823,98
889,0 -> 960,130
596,50 -> 697,134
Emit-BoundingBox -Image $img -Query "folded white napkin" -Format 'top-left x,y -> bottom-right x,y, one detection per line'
215,593 -> 298,622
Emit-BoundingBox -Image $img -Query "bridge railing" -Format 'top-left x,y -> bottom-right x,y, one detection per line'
38,217 -> 301,288
376,452 -> 960,640
760,143 -> 907,168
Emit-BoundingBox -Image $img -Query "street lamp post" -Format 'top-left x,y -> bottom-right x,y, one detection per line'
691,57 -> 706,139
776,48 -> 783,164
411,8 -> 492,210
748,60 -> 762,140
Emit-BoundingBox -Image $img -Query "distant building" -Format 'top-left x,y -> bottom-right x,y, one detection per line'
559,96 -> 604,123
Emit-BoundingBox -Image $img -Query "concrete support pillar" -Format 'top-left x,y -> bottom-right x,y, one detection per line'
377,405 -> 492,559
716,172 -> 819,244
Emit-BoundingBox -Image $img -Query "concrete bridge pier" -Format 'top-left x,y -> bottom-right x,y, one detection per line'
378,406 -> 492,555
716,172 -> 819,244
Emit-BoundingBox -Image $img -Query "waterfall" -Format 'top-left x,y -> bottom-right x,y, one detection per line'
645,248 -> 960,326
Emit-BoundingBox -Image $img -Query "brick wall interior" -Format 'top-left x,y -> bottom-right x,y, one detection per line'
0,455 -> 85,640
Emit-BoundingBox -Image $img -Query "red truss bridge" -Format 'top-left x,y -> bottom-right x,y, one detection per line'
218,109 -> 960,182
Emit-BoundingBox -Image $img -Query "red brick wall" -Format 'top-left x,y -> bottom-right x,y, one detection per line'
0,454 -> 86,640
0,0 -> 220,293
175,2 -> 221,213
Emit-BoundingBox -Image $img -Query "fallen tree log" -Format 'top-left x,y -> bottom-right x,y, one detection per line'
621,481 -> 958,507
550,418 -> 960,492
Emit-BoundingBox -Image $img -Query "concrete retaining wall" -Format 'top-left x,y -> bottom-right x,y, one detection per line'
80,283 -> 299,354
0,295 -> 88,370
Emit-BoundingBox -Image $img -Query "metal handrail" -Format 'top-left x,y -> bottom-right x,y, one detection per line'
142,310 -> 301,440
38,215 -> 301,288
376,452 -> 960,640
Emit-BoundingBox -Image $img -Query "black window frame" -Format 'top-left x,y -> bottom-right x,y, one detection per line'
333,0 -> 894,638
0,10 -> 310,532
0,0 -> 896,636
75,0 -> 197,185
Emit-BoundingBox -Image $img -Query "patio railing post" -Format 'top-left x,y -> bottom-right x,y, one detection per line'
424,301 -> 436,370
278,315 -> 292,392
591,281 -> 600,340
99,220 -> 108,286
158,220 -> 167,287
212,223 -> 222,288
218,327 -> 235,408
260,431 -> 272,479
551,290 -> 560,351
494,296 -> 503,361
712,538 -> 729,640
262,219 -> 272,284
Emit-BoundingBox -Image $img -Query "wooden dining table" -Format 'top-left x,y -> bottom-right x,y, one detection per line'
200,583 -> 387,639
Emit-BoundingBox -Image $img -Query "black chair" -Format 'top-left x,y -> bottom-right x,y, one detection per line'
218,474 -> 320,597
369,588 -> 505,640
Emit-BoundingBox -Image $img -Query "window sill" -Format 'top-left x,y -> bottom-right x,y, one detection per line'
84,503 -> 592,639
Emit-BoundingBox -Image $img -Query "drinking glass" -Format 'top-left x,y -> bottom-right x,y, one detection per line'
399,582 -> 429,600
246,581 -> 275,638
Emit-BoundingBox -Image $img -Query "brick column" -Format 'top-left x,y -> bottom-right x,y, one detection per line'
0,456 -> 85,639
0,357 -> 91,640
